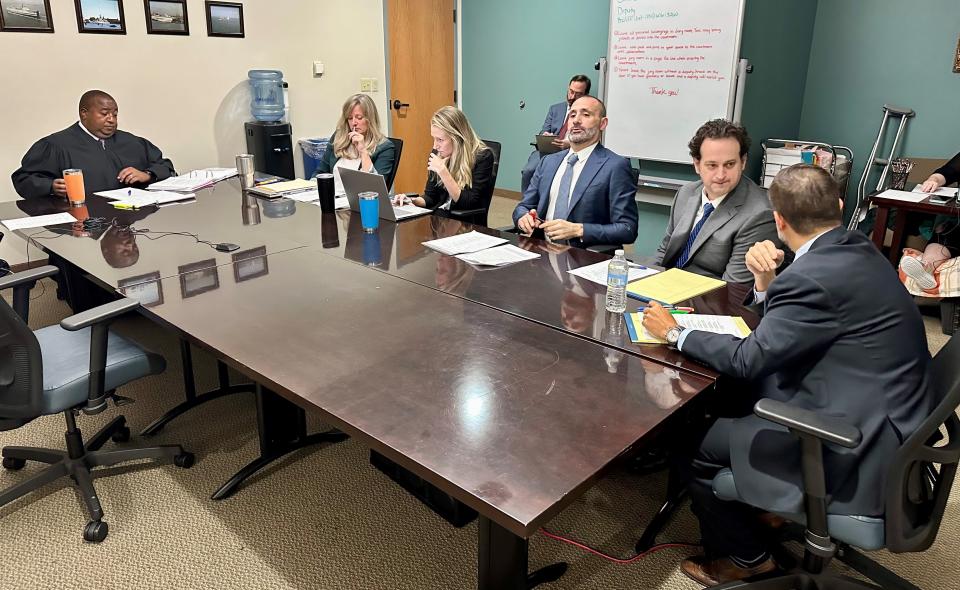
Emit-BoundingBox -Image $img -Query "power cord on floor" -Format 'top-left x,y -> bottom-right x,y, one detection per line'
538,529 -> 699,564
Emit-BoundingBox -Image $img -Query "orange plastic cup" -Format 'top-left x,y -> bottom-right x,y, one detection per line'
63,169 -> 86,205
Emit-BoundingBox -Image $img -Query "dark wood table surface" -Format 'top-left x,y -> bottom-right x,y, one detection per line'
870,190 -> 960,263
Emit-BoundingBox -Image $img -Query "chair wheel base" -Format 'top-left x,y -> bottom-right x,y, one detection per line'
84,520 -> 108,543
2,457 -> 26,470
110,426 -> 131,443
174,452 -> 195,468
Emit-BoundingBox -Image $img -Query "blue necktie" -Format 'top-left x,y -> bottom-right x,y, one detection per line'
552,152 -> 580,220
676,202 -> 715,268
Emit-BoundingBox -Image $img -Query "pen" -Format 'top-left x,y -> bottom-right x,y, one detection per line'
627,262 -> 647,270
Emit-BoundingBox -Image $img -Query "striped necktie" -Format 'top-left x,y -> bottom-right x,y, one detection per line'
675,202 -> 715,268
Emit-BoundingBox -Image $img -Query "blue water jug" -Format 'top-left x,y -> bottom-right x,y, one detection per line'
248,70 -> 284,122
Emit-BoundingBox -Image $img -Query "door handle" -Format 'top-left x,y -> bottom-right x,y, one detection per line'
392,99 -> 410,110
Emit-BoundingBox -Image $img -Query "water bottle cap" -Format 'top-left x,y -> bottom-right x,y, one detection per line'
615,249 -> 624,256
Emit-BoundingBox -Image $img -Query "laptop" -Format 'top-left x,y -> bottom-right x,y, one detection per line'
535,134 -> 564,155
339,167 -> 433,222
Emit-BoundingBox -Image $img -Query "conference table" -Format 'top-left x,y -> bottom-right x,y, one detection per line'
870,189 -> 960,263
0,181 -> 756,589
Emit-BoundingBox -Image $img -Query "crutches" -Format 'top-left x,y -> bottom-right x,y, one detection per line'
848,104 -> 915,230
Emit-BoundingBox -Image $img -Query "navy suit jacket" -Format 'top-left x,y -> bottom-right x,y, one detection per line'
682,227 -> 935,516
513,144 -> 638,248
540,101 -> 568,134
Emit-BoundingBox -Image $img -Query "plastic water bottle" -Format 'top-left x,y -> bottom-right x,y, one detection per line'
605,249 -> 629,313
248,70 -> 285,122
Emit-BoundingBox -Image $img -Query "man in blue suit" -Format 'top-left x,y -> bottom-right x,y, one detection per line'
513,96 -> 638,249
643,165 -> 935,586
520,74 -> 591,192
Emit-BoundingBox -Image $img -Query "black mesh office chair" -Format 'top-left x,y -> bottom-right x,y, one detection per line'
709,334 -> 960,589
447,139 -> 501,227
386,136 -> 404,191
0,266 -> 193,543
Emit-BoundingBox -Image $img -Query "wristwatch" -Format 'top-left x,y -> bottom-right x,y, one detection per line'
665,326 -> 685,346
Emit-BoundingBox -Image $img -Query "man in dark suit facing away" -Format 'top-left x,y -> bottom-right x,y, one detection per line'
643,164 -> 936,586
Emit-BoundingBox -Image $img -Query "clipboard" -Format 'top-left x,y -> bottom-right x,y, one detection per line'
535,134 -> 564,155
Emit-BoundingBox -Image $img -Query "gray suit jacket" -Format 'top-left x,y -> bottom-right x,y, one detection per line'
655,176 -> 777,284
682,227 -> 936,516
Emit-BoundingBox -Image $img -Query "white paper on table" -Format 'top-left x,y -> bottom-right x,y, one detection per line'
422,230 -> 507,255
912,186 -> 959,197
101,189 -> 195,207
96,187 -> 153,200
148,168 -> 237,191
876,189 -> 929,203
286,189 -> 319,202
310,196 -> 350,210
2,213 -> 78,231
456,244 -> 541,267
568,260 -> 659,286
635,313 -> 749,342
393,204 -> 433,216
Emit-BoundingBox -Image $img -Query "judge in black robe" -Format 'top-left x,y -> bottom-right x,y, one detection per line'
11,90 -> 175,199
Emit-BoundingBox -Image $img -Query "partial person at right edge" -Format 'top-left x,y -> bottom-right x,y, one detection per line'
520,74 -> 591,192
512,95 -> 638,250
897,151 -> 960,291
314,93 -> 396,196
653,119 -> 779,284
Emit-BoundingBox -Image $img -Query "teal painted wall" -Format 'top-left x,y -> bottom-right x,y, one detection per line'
462,0 -> 817,256
799,0 -> 960,212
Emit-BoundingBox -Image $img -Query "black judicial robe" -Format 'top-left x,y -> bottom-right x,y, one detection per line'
11,123 -> 175,199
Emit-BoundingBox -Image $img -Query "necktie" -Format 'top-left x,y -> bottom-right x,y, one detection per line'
557,116 -> 569,140
552,152 -> 580,221
675,202 -> 715,268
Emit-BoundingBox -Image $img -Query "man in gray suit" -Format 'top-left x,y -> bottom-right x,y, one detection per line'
520,74 -> 591,192
643,165 -> 936,586
654,119 -> 778,284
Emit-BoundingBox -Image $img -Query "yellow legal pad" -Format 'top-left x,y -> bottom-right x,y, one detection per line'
624,313 -> 752,344
626,268 -> 726,305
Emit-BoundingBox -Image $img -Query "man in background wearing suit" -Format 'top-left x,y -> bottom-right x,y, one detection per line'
520,74 -> 591,192
513,95 -> 638,249
654,119 -> 777,283
643,165 -> 935,586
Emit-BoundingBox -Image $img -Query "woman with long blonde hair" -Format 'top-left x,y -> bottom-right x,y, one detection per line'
411,106 -> 495,217
315,93 -> 395,196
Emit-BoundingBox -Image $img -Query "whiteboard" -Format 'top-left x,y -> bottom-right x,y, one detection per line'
603,0 -> 746,163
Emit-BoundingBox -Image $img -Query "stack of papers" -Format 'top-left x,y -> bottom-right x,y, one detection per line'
456,244 -> 541,267
147,168 -> 237,192
626,268 -> 726,305
624,313 -> 751,344
875,189 -> 929,204
912,185 -> 959,197
567,259 -> 659,286
2,212 -> 78,231
247,179 -> 316,197
422,231 -> 507,255
95,187 -> 195,207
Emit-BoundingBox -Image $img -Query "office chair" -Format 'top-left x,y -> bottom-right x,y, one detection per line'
386,136 -> 404,191
447,139 -> 501,227
0,266 -> 194,543
707,333 -> 960,589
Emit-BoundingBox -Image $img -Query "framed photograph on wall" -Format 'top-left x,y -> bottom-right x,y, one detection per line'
954,36 -> 960,73
0,0 -> 54,33
232,246 -> 269,283
205,1 -> 242,38
74,0 -> 125,34
144,0 -> 187,35
178,259 -> 220,298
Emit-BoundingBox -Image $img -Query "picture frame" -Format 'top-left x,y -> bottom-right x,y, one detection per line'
232,246 -> 269,283
954,36 -> 960,74
74,0 -> 125,34
178,259 -> 220,298
144,0 -> 187,35
204,0 -> 242,38
0,0 -> 54,33
118,272 -> 164,308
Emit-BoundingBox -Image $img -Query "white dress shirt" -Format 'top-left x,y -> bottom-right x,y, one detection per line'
77,121 -> 104,147
693,188 -> 727,226
677,228 -> 833,350
545,141 -> 598,220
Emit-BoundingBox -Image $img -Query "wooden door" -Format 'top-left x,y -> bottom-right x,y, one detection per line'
386,0 -> 456,194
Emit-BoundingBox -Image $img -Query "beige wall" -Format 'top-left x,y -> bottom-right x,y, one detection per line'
0,0 -> 387,263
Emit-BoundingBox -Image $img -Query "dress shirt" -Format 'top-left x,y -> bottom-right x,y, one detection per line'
78,121 -> 103,147
694,188 -> 727,226
545,141 -> 598,220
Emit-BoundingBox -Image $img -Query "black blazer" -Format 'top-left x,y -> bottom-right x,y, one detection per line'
421,148 -> 495,212
682,227 -> 936,516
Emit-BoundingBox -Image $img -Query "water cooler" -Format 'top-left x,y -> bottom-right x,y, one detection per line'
246,70 -> 295,179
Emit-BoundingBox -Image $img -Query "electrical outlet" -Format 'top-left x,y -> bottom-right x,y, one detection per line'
370,78 -> 379,92
360,78 -> 372,92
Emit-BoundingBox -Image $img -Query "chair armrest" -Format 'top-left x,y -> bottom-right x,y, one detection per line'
0,265 -> 58,323
60,297 -> 140,331
0,265 -> 58,291
754,398 -> 862,449
448,207 -> 486,218
586,244 -> 620,255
